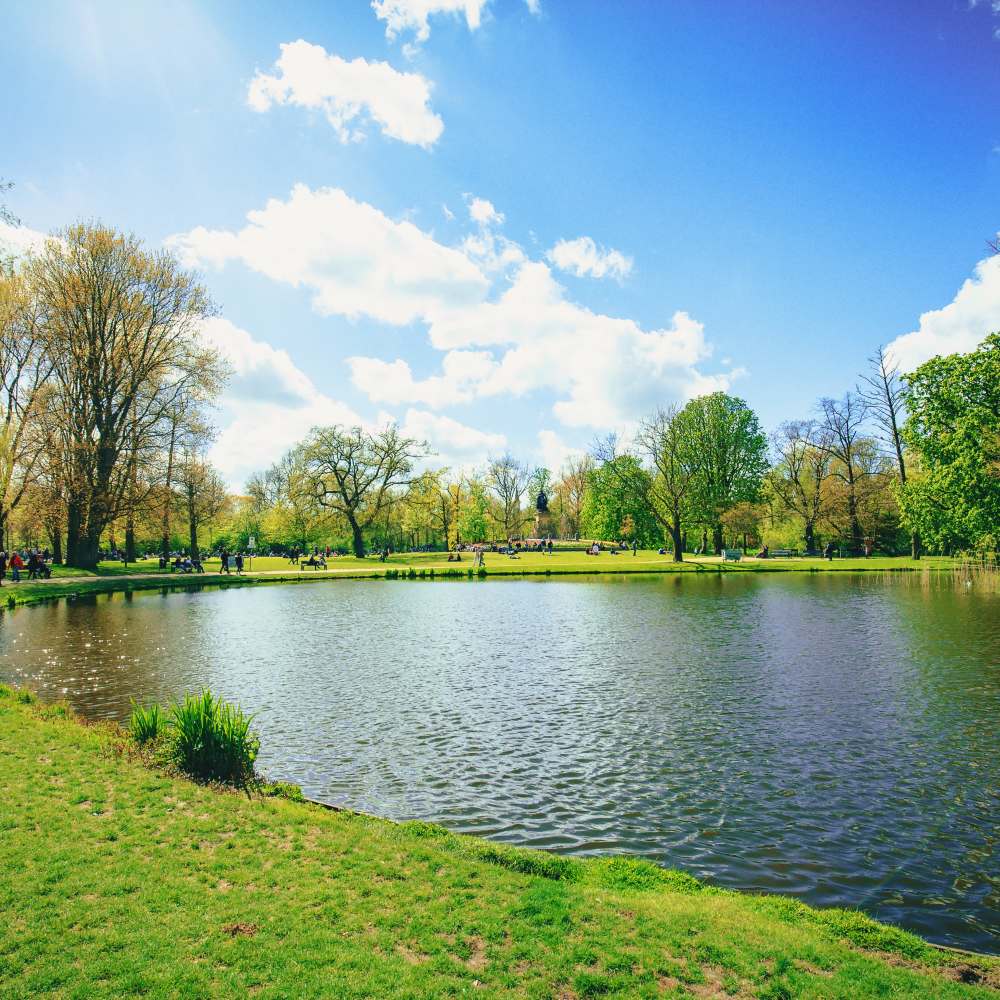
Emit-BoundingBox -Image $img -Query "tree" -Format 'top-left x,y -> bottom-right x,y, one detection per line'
176,452 -> 229,560
0,179 -> 17,227
301,423 -> 424,557
456,475 -> 491,543
859,346 -> 920,558
553,455 -> 591,539
596,405 -> 700,561
28,223 -> 225,568
579,454 -> 658,546
486,453 -> 530,539
721,502 -> 765,553
817,393 -> 870,552
681,392 -> 769,554
767,420 -> 835,553
0,263 -> 54,539
899,334 -> 1000,552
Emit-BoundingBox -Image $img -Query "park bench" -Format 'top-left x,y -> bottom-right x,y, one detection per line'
721,549 -> 742,562
769,548 -> 798,558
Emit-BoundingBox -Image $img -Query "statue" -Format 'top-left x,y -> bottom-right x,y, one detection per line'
536,489 -> 548,513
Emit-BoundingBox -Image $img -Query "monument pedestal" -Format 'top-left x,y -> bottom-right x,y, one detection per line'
534,510 -> 556,539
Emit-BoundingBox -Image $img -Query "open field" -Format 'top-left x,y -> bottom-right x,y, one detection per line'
1,689 -> 997,999
0,552 -> 963,609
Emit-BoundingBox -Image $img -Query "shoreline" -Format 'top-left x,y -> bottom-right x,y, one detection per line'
0,557 -> 967,610
1,689 -> 997,997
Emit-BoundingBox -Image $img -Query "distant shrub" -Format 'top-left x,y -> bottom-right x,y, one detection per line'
15,689 -> 36,705
129,701 -> 164,745
0,683 -> 13,699
168,689 -> 259,785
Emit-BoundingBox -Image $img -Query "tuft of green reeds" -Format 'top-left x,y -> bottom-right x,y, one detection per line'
168,689 -> 259,785
126,689 -> 259,785
128,701 -> 164,744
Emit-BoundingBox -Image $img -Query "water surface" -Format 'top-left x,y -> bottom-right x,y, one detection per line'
1,574 -> 997,951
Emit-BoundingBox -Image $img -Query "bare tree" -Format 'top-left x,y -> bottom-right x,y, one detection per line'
302,424 -> 424,557
486,454 -> 531,539
176,451 -> 229,560
858,346 -> 920,558
555,455 -> 592,539
817,393 -> 870,552
767,420 -> 834,553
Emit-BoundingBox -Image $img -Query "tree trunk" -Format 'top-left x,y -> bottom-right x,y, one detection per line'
77,527 -> 101,571
162,420 -> 177,560
187,487 -> 200,561
700,528 -> 708,554
712,524 -> 723,555
804,521 -> 815,554
670,510 -> 684,563
349,515 -> 365,558
911,531 -> 921,560
124,524 -> 136,564
51,526 -> 63,565
66,502 -> 82,567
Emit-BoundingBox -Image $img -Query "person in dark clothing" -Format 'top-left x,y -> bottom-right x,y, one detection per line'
823,541 -> 834,561
235,552 -> 244,575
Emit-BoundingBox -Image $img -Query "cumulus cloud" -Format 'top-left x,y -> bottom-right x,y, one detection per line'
167,184 -> 489,326
0,221 -> 54,256
400,407 -> 506,466
468,196 -> 502,225
173,186 -> 737,435
423,261 -> 735,427
347,350 -> 498,408
536,429 -> 583,474
248,40 -> 443,148
372,0 -> 539,44
547,236 -> 632,281
886,252 -> 1000,373
201,318 -> 366,490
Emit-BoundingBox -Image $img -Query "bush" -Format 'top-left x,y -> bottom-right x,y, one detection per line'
168,689 -> 259,784
129,701 -> 164,745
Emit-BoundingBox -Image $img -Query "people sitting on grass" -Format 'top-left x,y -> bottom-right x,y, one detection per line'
756,544 -> 769,559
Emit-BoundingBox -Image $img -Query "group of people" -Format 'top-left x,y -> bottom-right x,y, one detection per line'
0,548 -> 52,584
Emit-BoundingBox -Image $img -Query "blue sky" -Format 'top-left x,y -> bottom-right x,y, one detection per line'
3,0 -> 1000,487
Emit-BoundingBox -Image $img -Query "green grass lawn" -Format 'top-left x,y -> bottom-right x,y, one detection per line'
0,552 -> 962,610
1,691 -> 997,999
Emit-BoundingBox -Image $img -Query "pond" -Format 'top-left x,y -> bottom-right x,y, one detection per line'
1,574 -> 997,952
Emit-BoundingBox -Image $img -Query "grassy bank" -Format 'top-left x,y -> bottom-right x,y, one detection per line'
0,553 -> 963,608
1,691 -> 996,999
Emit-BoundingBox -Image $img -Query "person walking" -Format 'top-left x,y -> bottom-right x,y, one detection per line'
10,551 -> 24,582
235,552 -> 244,575
221,550 -> 230,574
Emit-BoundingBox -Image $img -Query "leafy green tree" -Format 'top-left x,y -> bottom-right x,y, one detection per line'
680,393 -> 769,554
580,456 -> 660,546
899,334 -> 1000,552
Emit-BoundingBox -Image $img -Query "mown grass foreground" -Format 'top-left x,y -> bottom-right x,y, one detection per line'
1,691 -> 997,998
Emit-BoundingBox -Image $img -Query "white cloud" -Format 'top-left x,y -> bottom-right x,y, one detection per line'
248,40 -> 443,148
886,252 -> 1000,373
400,407 -> 506,467
422,260 -> 737,428
347,350 -> 498,407
0,221 -> 54,256
468,196 -> 502,225
373,0 -> 489,43
537,429 -> 583,474
547,236 -> 632,281
167,184 -> 489,326
202,318 -> 366,490
372,0 -> 540,45
173,186 -> 737,435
